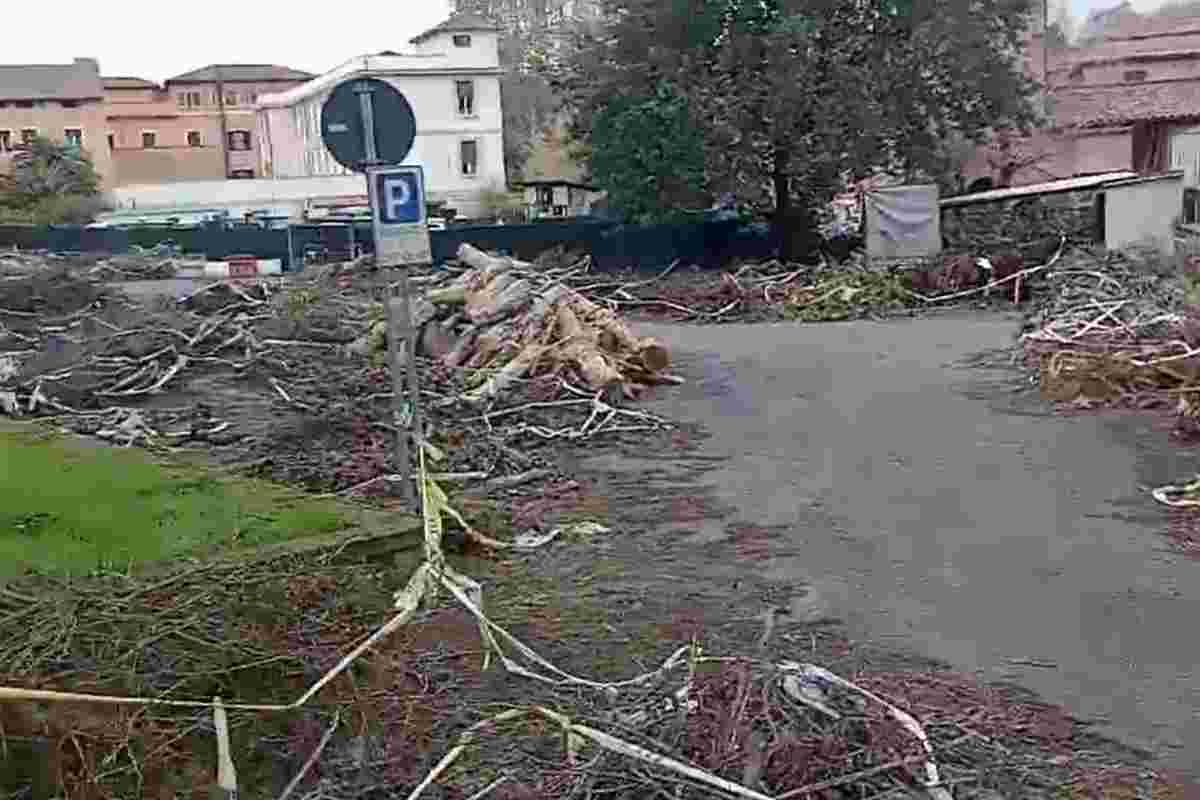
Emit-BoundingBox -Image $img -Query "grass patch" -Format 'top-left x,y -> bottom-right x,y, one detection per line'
0,428 -> 349,577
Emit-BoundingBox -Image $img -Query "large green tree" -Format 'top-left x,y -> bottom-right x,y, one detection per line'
2,136 -> 100,199
556,0 -> 1040,256
0,136 -> 105,224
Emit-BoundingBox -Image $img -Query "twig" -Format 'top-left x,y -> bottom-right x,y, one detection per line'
277,712 -> 341,800
464,775 -> 508,800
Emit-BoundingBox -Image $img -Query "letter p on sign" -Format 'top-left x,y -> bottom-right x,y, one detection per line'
374,169 -> 423,225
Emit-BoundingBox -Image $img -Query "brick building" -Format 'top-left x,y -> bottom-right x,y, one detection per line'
0,58 -> 113,185
106,64 -> 314,186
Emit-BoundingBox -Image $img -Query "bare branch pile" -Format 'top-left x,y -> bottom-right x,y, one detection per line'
1019,245 -> 1194,411
0,254 -> 675,496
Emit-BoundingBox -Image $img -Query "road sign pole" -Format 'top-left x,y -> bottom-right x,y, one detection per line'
356,82 -> 416,505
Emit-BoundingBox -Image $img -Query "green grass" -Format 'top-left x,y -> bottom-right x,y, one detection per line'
0,428 -> 349,577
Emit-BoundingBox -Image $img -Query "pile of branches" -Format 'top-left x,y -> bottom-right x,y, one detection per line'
0,257 -> 673,495
354,244 -> 678,404
1020,245 -> 1197,411
0,248 -> 180,281
511,246 -> 1053,326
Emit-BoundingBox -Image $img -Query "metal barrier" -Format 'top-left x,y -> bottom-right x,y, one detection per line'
0,219 -> 777,271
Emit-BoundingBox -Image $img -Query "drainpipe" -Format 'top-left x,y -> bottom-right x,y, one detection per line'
216,67 -> 231,178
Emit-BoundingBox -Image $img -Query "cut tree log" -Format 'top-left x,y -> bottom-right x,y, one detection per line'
468,278 -> 533,325
556,303 -> 622,390
428,285 -> 468,305
354,244 -> 674,406
464,342 -> 544,406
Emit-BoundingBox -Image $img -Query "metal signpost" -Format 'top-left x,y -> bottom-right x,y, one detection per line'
321,77 -> 427,504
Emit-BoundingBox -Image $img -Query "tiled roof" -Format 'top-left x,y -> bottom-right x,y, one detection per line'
409,12 -> 500,43
166,64 -> 315,84
1051,81 -> 1200,127
1105,13 -> 1200,40
103,76 -> 159,89
0,58 -> 102,101
1053,33 -> 1200,68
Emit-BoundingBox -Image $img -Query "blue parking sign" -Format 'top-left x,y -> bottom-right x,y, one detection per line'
374,168 -> 424,224
369,165 -> 431,266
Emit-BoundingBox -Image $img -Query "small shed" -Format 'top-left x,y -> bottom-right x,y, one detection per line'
517,179 -> 604,219
1102,172 -> 1184,254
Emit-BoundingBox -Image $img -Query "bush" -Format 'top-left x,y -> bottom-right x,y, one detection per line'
0,194 -> 111,225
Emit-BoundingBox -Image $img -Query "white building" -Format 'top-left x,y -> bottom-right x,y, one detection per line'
255,13 -> 506,219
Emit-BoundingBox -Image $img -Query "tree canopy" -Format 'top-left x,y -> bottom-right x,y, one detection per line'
554,0 -> 1040,254
2,136 -> 101,199
0,136 -> 105,224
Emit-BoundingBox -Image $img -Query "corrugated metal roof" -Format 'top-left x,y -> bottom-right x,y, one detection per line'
940,171 -> 1138,208
0,58 -> 103,101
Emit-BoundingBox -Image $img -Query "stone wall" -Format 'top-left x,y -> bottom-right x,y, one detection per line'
940,187 -> 1101,255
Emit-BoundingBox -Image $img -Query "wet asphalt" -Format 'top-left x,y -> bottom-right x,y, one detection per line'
612,314 -> 1200,779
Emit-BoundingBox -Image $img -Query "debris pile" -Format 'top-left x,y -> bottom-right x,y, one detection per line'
355,244 -> 676,405
518,248 -> 1057,325
0,250 -> 674,496
0,248 -> 181,281
1020,245 -> 1191,410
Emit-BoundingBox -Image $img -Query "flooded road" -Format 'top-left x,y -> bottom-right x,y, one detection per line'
608,314 -> 1200,778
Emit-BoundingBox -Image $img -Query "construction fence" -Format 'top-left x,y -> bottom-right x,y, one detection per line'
0,219 -> 777,271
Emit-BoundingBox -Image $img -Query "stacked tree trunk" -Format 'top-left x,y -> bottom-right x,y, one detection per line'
357,244 -> 672,405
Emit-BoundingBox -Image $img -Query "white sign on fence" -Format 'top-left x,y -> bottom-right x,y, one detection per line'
864,184 -> 941,261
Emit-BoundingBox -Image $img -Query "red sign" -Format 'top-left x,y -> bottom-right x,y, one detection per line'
228,258 -> 257,278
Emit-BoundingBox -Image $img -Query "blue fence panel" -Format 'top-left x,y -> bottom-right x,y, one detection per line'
0,218 -> 779,271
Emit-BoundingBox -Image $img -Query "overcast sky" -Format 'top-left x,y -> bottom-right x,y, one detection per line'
1069,0 -> 1168,17
2,0 -> 450,82
0,0 -> 1192,84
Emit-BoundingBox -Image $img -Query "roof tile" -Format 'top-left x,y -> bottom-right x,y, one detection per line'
166,64 -> 315,84
0,58 -> 103,101
409,12 -> 500,44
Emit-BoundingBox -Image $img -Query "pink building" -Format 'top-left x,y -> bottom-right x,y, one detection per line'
967,9 -> 1200,190
106,64 -> 314,186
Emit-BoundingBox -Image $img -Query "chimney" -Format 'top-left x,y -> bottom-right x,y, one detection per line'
73,57 -> 100,75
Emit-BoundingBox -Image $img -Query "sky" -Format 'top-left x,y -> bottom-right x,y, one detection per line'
1069,0 -> 1167,17
0,0 -> 1191,83
1,0 -> 451,83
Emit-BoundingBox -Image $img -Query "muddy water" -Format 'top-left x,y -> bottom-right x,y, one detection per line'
590,314 -> 1200,779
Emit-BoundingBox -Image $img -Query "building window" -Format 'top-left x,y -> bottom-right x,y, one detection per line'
230,169 -> 254,179
455,80 -> 475,116
15,101 -> 33,109
107,133 -> 115,149
453,34 -> 472,47
179,91 -> 203,109
21,129 -> 37,144
460,139 -> 478,176
225,93 -> 238,107
1124,69 -> 1148,82
142,131 -> 157,148
61,100 -> 79,109
246,92 -> 257,104
227,130 -> 251,151
0,131 -> 10,152
187,130 -> 202,147
63,128 -> 82,148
